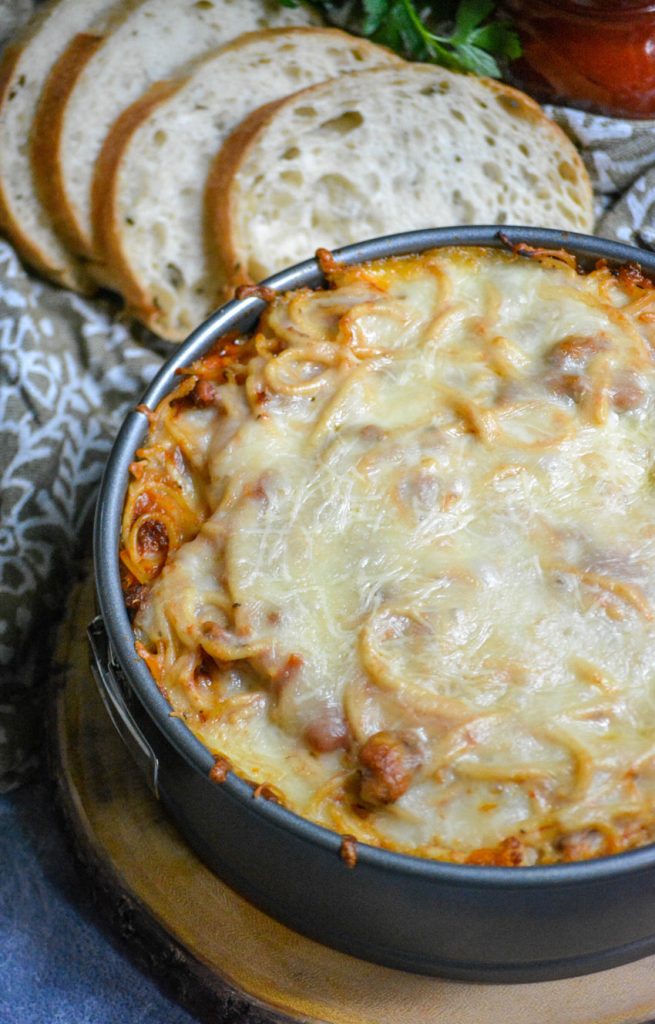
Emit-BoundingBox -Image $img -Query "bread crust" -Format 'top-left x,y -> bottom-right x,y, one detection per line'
0,45 -> 43,268
480,75 -> 593,225
91,77 -> 184,321
206,98 -> 288,294
92,28 -> 340,333
96,27 -> 400,340
28,0 -> 327,310
208,66 -> 594,291
31,31 -> 105,261
205,33 -> 403,294
0,33 -> 92,290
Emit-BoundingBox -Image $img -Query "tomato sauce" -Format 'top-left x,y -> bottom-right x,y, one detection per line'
503,1 -> 655,118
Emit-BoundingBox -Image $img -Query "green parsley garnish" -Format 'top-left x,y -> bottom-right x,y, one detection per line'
278,0 -> 521,79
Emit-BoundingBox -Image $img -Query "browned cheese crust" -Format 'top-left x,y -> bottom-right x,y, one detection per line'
119,246 -> 655,866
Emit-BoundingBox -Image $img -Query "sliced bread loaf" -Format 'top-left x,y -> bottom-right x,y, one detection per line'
0,0 -> 121,289
92,28 -> 401,341
31,0 -> 321,263
208,65 -> 594,287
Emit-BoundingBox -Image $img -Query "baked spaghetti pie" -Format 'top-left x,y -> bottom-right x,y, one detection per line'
122,245 -> 655,866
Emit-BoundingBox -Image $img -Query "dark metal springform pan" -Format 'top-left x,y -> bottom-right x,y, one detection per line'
90,226 -> 655,982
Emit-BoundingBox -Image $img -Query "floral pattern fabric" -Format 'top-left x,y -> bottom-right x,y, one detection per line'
0,241 -> 164,790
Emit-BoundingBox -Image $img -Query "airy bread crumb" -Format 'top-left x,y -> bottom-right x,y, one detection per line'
208,65 -> 594,288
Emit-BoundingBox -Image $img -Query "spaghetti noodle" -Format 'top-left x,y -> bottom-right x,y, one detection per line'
122,246 -> 655,864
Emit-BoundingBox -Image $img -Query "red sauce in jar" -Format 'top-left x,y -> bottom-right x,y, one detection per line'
503,1 -> 655,118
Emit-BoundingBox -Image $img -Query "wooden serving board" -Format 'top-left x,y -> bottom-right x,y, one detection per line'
51,569 -> 655,1024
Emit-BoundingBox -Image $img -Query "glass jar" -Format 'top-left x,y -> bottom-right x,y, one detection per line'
503,1 -> 655,118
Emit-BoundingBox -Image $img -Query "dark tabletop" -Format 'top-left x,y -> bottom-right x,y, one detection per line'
0,779 -> 196,1024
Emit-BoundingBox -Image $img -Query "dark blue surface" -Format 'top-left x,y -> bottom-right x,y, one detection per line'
0,781 -> 196,1024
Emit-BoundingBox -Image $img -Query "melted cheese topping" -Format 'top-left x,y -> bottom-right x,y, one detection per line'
123,246 -> 655,865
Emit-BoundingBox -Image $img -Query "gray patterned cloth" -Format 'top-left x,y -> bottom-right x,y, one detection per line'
2,13 -> 655,791
0,242 -> 165,790
547,106 -> 655,242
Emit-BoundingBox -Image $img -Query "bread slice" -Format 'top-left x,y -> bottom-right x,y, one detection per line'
0,0 -> 122,289
92,28 -> 401,341
31,0 -> 322,264
208,65 -> 594,287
